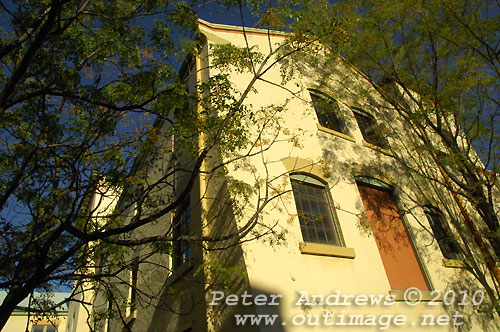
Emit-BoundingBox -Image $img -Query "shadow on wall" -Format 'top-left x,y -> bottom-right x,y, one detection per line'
141,177 -> 286,331
211,287 -> 286,332
317,127 -> 499,332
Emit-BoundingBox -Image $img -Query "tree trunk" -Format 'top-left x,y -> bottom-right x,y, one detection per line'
0,287 -> 33,330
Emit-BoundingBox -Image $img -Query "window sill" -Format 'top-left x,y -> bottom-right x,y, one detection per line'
299,242 -> 356,259
362,140 -> 392,156
166,261 -> 192,287
390,290 -> 442,302
317,124 -> 356,143
442,258 -> 466,268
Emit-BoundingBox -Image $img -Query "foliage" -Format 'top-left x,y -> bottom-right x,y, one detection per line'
0,0 -> 351,329
328,0 -> 500,314
0,0 -> 199,327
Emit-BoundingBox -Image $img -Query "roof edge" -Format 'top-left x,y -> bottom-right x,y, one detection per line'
197,18 -> 288,37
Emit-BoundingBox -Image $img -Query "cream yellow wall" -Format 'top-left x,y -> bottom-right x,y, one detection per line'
64,184 -> 122,332
2,313 -> 67,332
198,20 -> 499,332
71,19 -> 497,332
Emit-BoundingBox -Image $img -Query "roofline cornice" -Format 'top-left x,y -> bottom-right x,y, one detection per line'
197,18 -> 288,37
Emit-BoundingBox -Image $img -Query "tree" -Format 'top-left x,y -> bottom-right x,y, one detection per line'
0,0 -> 200,327
0,0 -> 345,329
325,0 -> 500,315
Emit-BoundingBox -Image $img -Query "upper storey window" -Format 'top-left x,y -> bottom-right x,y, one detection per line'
309,90 -> 345,134
423,206 -> 460,260
32,326 -> 56,332
173,199 -> 191,268
352,108 -> 388,149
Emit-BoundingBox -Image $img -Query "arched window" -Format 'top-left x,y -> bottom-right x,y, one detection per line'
290,174 -> 343,246
423,206 -> 459,259
352,108 -> 388,149
309,90 -> 345,134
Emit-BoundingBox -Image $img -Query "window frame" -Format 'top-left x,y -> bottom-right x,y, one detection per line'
356,178 -> 432,291
352,108 -> 388,149
309,90 -> 346,134
423,206 -> 460,260
173,199 -> 191,268
290,173 -> 344,247
32,325 -> 57,332
127,258 -> 139,316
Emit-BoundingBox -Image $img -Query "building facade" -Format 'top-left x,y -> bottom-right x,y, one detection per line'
67,19 -> 500,332
0,291 -> 69,332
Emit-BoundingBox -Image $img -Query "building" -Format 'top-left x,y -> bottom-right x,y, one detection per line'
67,19 -> 500,332
0,291 -> 69,332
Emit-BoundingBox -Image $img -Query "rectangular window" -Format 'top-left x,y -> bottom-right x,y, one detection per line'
424,206 -> 460,259
127,259 -> 139,317
309,91 -> 345,133
291,174 -> 342,246
104,298 -> 112,332
353,109 -> 388,149
173,199 -> 191,268
32,326 -> 56,332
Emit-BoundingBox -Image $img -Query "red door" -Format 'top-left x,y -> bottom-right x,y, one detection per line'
357,183 -> 429,291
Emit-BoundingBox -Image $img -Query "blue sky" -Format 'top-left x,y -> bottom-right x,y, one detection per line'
197,2 -> 259,27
